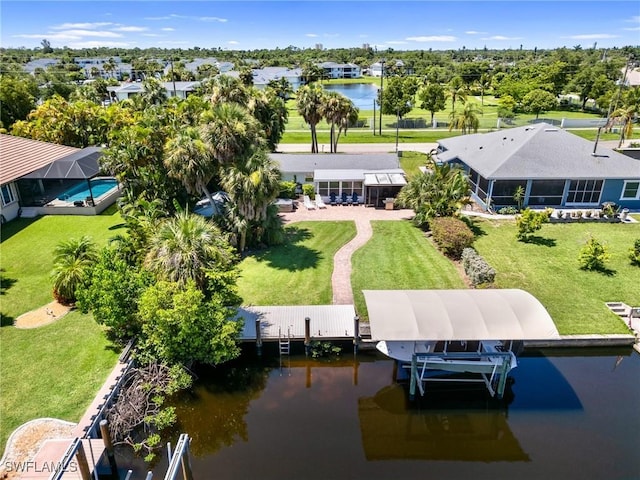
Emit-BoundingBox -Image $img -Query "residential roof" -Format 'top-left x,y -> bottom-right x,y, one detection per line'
0,134 -> 79,185
437,123 -> 640,180
271,153 -> 400,173
21,147 -> 102,180
364,289 -> 560,342
363,171 -> 407,186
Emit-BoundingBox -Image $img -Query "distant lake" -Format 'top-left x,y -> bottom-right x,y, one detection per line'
323,83 -> 379,111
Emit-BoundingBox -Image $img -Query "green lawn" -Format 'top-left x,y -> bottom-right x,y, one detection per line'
0,312 -> 118,452
351,221 -> 465,320
399,151 -> 429,179
471,218 -> 640,335
0,210 -> 125,451
237,221 -> 356,305
1,210 -> 126,322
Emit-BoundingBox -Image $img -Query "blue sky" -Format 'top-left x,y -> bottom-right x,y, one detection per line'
1,1 -> 639,51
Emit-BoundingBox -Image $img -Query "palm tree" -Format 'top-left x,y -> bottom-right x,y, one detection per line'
144,211 -> 235,289
447,76 -> 468,115
207,74 -> 250,106
609,105 -> 636,148
296,83 -> 325,153
449,103 -> 481,135
164,127 -> 217,206
477,73 -> 492,107
221,149 -> 282,251
200,103 -> 265,164
321,92 -> 358,153
140,77 -> 167,106
51,236 -> 98,304
397,159 -> 470,228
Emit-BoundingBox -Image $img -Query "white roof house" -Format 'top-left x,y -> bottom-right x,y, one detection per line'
318,62 -> 362,79
107,81 -> 200,101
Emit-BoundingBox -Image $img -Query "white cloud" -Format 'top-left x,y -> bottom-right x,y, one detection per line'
563,33 -> 620,40
623,26 -> 640,31
59,29 -> 123,38
406,35 -> 456,42
65,40 -> 131,48
199,16 -> 227,22
482,35 -> 522,41
465,30 -> 487,35
228,40 -> 239,45
51,22 -> 112,30
625,15 -> 640,23
306,33 -> 318,38
359,34 -> 368,38
142,33 -> 162,37
162,27 -> 175,32
145,16 -> 172,20
14,29 -> 123,41
112,26 -> 148,32
387,40 -> 409,45
324,33 -> 340,38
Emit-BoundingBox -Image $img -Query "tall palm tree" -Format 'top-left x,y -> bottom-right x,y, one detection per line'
207,74 -> 250,106
164,127 -> 217,206
140,77 -> 167,106
296,83 -> 325,153
477,73 -> 492,107
200,103 -> 264,164
449,103 -> 481,135
321,93 -> 358,153
144,211 -> 235,289
609,105 -> 636,148
447,76 -> 468,115
221,149 -> 282,251
51,236 -> 99,304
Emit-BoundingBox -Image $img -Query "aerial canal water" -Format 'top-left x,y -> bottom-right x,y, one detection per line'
122,345 -> 640,479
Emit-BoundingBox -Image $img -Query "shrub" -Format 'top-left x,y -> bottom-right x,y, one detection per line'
278,181 -> 297,199
516,208 -> 550,241
430,217 -> 475,259
578,236 -> 610,271
497,206 -> 518,215
629,239 -> 640,267
302,183 -> 315,199
462,247 -> 496,286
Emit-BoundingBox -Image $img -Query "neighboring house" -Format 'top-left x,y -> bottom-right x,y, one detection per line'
270,153 -> 406,207
74,57 -> 132,80
318,62 -> 362,79
107,81 -> 200,101
622,67 -> 640,87
435,123 -> 640,211
369,62 -> 384,77
181,58 -> 235,75
23,58 -> 60,74
252,67 -> 303,90
0,135 -> 89,222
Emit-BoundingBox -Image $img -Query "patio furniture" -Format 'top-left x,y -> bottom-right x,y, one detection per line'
352,192 -> 359,205
303,195 -> 316,210
315,194 -> 327,209
341,192 -> 352,206
329,192 -> 338,206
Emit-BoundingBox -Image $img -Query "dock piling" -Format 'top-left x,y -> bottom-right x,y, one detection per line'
99,419 -> 119,479
304,317 -> 311,356
256,318 -> 262,356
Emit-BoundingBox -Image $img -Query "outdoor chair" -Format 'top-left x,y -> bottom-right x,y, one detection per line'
329,192 -> 338,206
352,192 -> 359,205
303,195 -> 316,210
341,192 -> 352,206
315,194 -> 327,209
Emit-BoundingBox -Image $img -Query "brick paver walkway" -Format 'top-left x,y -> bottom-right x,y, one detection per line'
280,205 -> 414,304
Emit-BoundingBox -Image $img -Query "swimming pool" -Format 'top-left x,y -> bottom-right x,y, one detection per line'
58,178 -> 118,202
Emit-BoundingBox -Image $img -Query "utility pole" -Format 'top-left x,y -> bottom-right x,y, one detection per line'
378,59 -> 385,136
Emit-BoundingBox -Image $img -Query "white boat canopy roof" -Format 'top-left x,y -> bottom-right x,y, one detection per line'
363,289 -> 560,341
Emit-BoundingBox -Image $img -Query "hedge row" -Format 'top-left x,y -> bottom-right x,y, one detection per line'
461,247 -> 496,287
430,217 -> 474,259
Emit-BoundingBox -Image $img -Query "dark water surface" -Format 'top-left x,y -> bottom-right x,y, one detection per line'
122,346 -> 640,480
323,83 -> 378,111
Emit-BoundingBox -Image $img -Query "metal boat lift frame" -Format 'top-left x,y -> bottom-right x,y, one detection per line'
407,350 -> 513,400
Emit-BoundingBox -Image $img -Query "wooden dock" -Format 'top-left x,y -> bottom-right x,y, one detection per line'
238,305 -> 358,343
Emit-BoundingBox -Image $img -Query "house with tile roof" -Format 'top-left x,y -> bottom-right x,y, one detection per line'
435,123 -> 640,211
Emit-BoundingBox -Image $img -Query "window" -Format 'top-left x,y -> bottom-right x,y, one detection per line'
1,184 -> 16,206
529,180 -> 565,206
491,180 -> 527,206
566,179 -> 603,204
621,181 -> 640,200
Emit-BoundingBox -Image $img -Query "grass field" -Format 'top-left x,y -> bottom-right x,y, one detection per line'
0,209 -> 125,452
237,221 -> 356,305
471,218 -> 640,335
351,221 -> 465,320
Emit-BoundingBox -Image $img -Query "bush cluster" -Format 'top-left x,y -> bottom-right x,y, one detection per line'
430,217 -> 474,259
628,239 -> 640,267
278,181 -> 297,199
302,183 -> 315,199
461,247 -> 496,286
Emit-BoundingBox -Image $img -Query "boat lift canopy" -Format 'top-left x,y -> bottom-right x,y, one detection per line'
364,289 -> 560,342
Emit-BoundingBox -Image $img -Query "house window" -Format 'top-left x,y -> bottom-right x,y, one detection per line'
621,181 -> 640,200
566,179 -> 603,204
491,180 -> 527,206
529,180 -> 565,206
1,184 -> 16,206
304,173 -> 313,183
